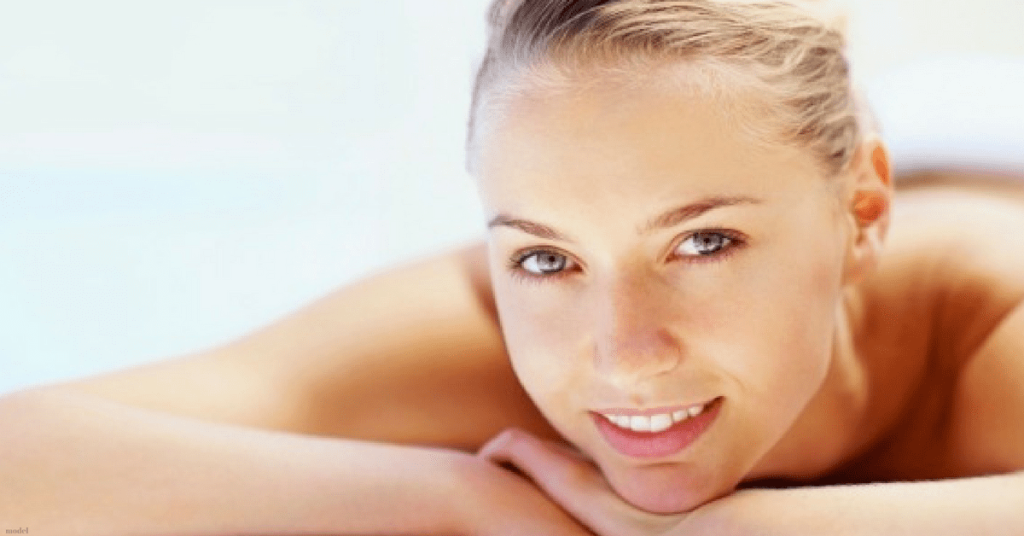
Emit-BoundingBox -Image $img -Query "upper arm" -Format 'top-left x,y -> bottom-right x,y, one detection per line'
947,299 -> 1024,474
51,242 -> 558,450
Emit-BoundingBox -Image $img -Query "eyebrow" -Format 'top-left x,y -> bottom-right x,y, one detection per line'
487,195 -> 763,242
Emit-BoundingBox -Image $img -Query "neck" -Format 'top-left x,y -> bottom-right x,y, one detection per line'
746,286 -> 873,482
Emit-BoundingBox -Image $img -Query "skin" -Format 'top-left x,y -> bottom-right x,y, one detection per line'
475,67 -> 890,513
4,64 -> 1024,535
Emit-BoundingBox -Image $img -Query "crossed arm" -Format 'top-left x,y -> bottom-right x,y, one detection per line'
482,429 -> 1024,536
2,243 -> 1023,535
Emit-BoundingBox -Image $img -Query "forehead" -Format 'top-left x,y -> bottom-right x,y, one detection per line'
474,70 -> 826,216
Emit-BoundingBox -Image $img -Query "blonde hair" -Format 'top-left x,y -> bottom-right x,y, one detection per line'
467,0 -> 868,176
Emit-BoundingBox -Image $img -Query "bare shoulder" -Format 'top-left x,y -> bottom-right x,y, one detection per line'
882,171 -> 1024,476
891,172 -> 1024,362
53,242 -> 558,450
946,299 -> 1024,474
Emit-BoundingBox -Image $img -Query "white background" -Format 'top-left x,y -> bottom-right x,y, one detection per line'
2,0 -> 1023,394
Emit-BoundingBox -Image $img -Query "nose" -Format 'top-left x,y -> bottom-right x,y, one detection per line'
590,272 -> 683,381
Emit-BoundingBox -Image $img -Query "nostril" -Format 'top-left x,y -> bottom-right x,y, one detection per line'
589,277 -> 683,378
592,326 -> 682,379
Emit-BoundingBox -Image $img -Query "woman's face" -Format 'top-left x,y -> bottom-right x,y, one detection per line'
475,73 -> 853,513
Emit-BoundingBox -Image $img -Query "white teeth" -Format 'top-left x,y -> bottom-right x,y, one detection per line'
601,401 -> 711,434
629,415 -> 651,432
649,413 -> 673,433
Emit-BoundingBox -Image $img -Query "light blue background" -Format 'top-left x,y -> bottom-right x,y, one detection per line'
2,1 -> 1023,394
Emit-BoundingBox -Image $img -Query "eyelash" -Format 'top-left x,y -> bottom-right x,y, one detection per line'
506,229 -> 747,284
507,247 -> 578,285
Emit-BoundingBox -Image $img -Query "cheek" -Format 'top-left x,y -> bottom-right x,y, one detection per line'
718,229 -> 845,402
491,277 -> 587,423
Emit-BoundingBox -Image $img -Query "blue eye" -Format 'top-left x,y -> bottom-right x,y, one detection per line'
509,230 -> 744,283
675,230 -> 743,262
679,231 -> 730,255
507,249 -> 580,282
518,251 -> 572,275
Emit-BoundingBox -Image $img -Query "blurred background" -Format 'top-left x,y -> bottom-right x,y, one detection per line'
2,0 -> 1023,394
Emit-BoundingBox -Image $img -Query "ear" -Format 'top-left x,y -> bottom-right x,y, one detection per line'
841,137 -> 893,286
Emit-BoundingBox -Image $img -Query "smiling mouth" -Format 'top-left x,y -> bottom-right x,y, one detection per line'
597,400 -> 713,432
592,398 -> 723,459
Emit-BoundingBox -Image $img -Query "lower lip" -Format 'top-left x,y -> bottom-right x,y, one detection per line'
593,398 -> 722,459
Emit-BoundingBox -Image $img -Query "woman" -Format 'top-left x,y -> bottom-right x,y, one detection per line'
2,0 -> 1023,534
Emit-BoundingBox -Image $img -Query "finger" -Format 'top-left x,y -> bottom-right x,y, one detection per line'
478,428 -> 516,460
479,429 -> 590,464
479,429 -> 624,535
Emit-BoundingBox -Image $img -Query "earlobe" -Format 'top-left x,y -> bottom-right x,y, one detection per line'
842,138 -> 893,286
853,193 -> 886,225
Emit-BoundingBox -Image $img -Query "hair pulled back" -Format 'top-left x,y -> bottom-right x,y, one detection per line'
468,0 -> 867,176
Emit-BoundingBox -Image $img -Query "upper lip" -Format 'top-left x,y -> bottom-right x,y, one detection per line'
592,397 -> 719,416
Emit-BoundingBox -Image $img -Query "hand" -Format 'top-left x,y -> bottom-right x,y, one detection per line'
453,448 -> 597,536
478,428 -> 690,536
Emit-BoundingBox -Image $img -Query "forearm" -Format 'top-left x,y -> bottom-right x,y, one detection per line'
688,473 -> 1024,536
0,389 -> 475,536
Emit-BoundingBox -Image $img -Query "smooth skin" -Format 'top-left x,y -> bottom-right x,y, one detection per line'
470,71 -> 1024,534
476,75 -> 883,514
3,77 -> 1024,534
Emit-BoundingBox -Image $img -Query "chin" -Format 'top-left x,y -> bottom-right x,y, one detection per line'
602,461 -> 734,514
